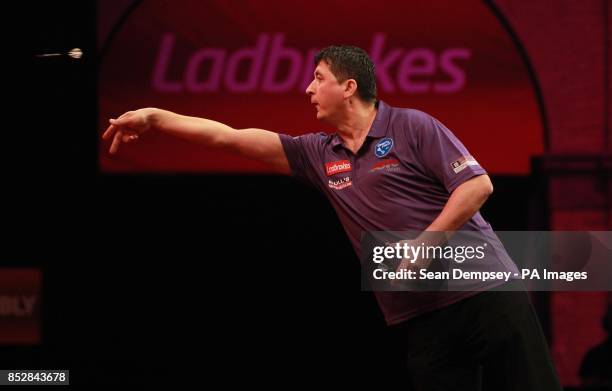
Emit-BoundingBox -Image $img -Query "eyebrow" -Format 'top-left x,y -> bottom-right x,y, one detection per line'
314,70 -> 322,77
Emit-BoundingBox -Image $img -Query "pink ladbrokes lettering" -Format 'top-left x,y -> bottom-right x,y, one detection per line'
153,33 -> 471,94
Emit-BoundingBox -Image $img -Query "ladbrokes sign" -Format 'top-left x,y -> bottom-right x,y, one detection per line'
99,0 -> 543,174
153,33 -> 470,94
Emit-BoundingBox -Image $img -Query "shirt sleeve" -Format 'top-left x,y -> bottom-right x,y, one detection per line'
278,132 -> 326,191
415,112 -> 487,193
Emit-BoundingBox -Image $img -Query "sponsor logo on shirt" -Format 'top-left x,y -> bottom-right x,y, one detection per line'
368,159 -> 401,173
374,138 -> 394,158
328,176 -> 352,190
325,160 -> 352,176
450,155 -> 479,173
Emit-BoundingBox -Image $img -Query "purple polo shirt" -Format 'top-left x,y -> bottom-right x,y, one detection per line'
279,100 -> 517,325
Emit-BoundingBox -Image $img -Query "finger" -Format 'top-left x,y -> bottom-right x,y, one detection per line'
111,111 -> 134,126
102,123 -> 117,140
118,111 -> 133,119
122,133 -> 139,143
110,130 -> 123,154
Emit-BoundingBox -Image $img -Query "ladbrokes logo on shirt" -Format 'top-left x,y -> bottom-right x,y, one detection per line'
325,160 -> 352,176
328,176 -> 352,190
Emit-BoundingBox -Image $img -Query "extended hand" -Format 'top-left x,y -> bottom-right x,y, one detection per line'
102,109 -> 153,154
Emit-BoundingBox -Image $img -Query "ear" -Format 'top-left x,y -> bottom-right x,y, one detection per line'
343,79 -> 358,99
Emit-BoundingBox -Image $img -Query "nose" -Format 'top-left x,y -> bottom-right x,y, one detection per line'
305,79 -> 315,95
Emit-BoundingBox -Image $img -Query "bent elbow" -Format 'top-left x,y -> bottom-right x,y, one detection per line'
486,182 -> 494,196
483,178 -> 493,198
473,175 -> 493,199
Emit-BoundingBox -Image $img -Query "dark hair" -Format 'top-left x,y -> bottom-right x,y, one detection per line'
314,45 -> 377,104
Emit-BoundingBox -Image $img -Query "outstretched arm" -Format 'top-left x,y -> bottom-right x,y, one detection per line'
101,108 -> 291,174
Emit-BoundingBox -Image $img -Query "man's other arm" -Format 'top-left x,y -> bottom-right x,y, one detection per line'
426,174 -> 494,232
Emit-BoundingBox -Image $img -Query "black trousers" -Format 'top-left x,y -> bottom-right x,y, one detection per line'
389,281 -> 562,391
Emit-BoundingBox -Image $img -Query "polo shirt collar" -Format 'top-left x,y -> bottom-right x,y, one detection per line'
331,100 -> 390,149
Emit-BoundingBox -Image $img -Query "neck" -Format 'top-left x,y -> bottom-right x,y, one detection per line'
334,99 -> 377,153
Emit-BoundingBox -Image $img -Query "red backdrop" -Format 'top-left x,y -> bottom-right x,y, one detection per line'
98,0 -> 543,174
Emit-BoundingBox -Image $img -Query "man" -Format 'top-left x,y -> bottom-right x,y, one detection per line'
580,305 -> 612,387
102,46 -> 561,390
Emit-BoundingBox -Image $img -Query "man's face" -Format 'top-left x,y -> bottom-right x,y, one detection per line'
305,61 -> 347,122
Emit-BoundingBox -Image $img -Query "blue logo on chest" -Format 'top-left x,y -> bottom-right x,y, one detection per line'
374,138 -> 394,158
